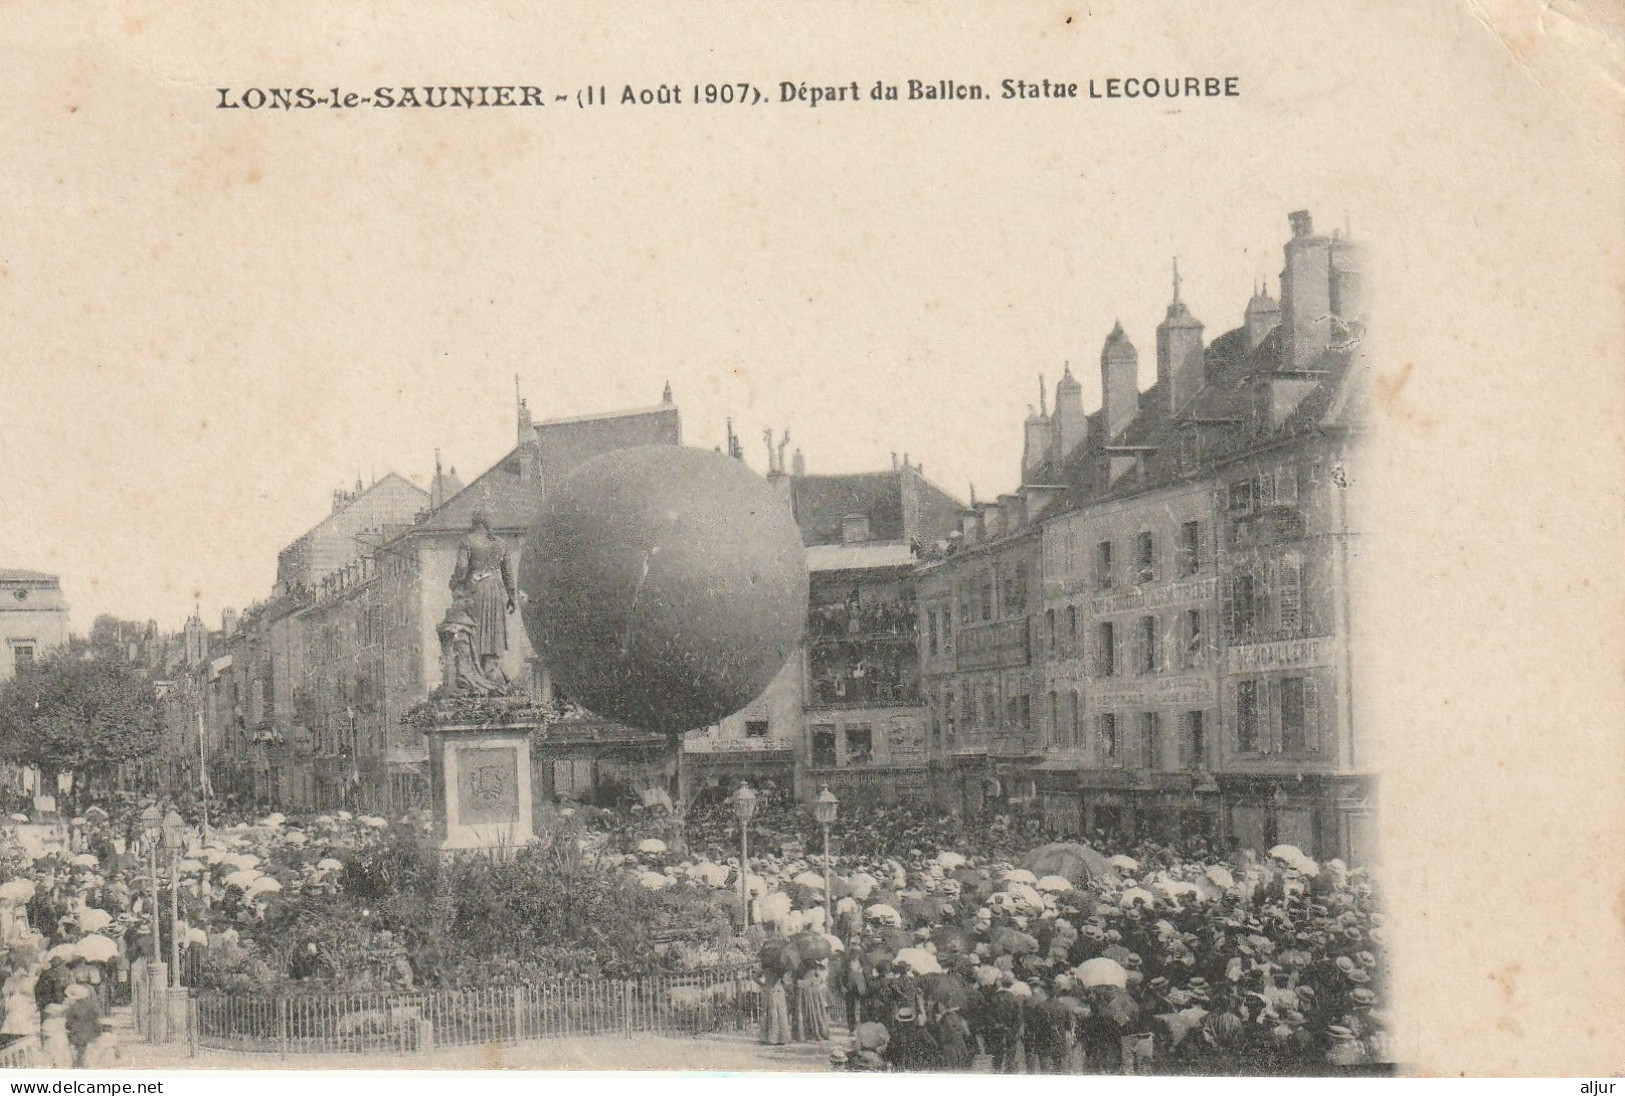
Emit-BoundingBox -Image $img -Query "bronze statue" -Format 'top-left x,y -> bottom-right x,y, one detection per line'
449,509 -> 517,686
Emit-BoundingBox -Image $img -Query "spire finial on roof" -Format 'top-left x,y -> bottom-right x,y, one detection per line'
1172,257 -> 1181,302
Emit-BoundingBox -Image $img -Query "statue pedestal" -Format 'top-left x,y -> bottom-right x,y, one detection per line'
420,698 -> 551,856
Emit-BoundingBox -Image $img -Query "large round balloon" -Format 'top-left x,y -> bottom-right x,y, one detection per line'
520,446 -> 808,735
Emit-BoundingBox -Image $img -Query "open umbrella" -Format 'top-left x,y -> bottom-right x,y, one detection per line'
865,903 -> 902,926
1074,957 -> 1128,989
636,870 -> 670,890
8,813 -> 28,824
853,1022 -> 890,1051
75,934 -> 118,962
77,908 -> 112,932
900,895 -> 938,925
894,947 -> 942,975
920,972 -> 971,1009
1000,868 -> 1039,886
1021,842 -> 1119,885
934,851 -> 967,870
1036,875 -> 1074,893
1268,844 -> 1305,863
246,876 -> 283,894
222,870 -> 261,889
1120,887 -> 1155,909
790,929 -> 834,962
316,858 -> 344,872
1108,854 -> 1139,872
84,806 -> 109,822
0,880 -> 36,903
990,927 -> 1039,956
759,938 -> 801,974
637,838 -> 668,855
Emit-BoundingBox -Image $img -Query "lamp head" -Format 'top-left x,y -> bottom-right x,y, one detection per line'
731,782 -> 758,823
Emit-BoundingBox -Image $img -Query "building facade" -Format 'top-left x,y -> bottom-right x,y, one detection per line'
1027,209 -> 1371,862
0,570 -> 69,681
680,456 -> 962,807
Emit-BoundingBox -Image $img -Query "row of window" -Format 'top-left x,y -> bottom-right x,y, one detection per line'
950,566 -> 1030,628
920,673 -> 1324,762
1091,611 -> 1211,676
1091,520 -> 1208,591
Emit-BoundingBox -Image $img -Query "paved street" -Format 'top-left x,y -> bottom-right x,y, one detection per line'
113,1032 -> 833,1072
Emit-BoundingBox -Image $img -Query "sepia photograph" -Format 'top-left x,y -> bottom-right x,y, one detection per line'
0,0 -> 1619,1083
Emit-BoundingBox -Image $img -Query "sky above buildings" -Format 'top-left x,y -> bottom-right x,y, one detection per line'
0,2 -> 1603,631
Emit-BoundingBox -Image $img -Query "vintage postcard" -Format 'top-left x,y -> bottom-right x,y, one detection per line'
0,0 -> 1619,1084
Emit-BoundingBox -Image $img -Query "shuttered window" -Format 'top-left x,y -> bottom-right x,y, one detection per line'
1179,520 -> 1201,575
1277,559 -> 1303,637
1097,622 -> 1116,677
1137,615 -> 1160,674
1237,680 -> 1261,753
1135,531 -> 1157,584
1140,711 -> 1160,769
1098,713 -> 1119,765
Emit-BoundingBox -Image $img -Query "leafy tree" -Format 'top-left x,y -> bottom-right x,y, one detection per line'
0,644 -> 161,793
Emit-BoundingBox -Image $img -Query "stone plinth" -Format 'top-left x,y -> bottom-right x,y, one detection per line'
415,696 -> 555,856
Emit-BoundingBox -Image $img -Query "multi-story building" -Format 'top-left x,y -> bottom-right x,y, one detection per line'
681,453 -> 962,806
1030,210 -> 1370,861
158,388 -> 689,813
915,499 -> 1046,818
0,570 -> 69,681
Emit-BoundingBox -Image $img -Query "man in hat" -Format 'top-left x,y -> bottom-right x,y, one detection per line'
63,983 -> 100,1067
885,1006 -> 938,1072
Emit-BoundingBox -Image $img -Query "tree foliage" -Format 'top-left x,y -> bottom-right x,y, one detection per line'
0,645 -> 161,775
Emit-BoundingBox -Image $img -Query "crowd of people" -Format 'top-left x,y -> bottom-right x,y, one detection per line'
587,791 -> 1391,1075
0,792 -> 405,1065
0,780 -> 1389,1075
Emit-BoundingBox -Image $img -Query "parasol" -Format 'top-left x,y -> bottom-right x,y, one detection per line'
934,851 -> 967,870
1036,875 -> 1074,893
1000,868 -> 1039,886
759,938 -> 801,974
636,870 -> 670,890
223,870 -> 261,889
77,908 -> 112,932
637,838 -> 668,855
1108,854 -> 1139,872
1075,957 -> 1128,988
990,926 -> 1039,956
1021,842 -> 1119,885
853,1021 -> 890,1051
893,947 -> 942,975
920,972 -> 971,1009
790,929 -> 834,961
75,934 -> 117,962
1120,887 -> 1155,909
865,903 -> 902,926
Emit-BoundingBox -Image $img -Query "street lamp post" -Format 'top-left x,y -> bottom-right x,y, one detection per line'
731,782 -> 757,926
138,806 -> 165,1043
163,810 -> 183,985
813,785 -> 838,930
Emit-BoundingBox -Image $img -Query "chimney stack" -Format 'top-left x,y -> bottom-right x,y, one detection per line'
1280,210 -> 1333,370
1051,365 -> 1086,467
1155,258 -> 1206,413
1100,321 -> 1140,440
